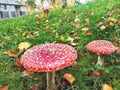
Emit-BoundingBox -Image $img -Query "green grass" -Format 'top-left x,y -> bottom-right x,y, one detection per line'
0,0 -> 120,89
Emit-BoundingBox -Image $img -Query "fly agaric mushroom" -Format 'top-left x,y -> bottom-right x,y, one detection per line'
42,6 -> 53,16
21,43 -> 77,90
86,40 -> 116,65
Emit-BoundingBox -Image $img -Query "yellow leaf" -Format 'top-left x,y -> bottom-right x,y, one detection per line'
60,36 -> 65,41
39,13 -> 46,19
63,73 -> 75,84
18,42 -> 31,51
22,32 -> 27,37
108,17 -> 117,23
102,84 -> 113,90
66,36 -> 74,42
100,25 -> 106,31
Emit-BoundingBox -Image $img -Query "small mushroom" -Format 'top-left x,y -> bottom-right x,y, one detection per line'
21,43 -> 77,90
86,40 -> 116,65
42,6 -> 53,16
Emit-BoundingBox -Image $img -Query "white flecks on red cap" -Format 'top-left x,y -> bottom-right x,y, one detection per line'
21,43 -> 77,72
86,40 -> 116,54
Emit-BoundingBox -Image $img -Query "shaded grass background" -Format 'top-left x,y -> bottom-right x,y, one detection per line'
0,0 -> 120,89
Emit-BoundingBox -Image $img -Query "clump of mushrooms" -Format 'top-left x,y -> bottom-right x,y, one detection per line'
86,40 -> 116,66
21,43 -> 77,90
42,6 -> 53,16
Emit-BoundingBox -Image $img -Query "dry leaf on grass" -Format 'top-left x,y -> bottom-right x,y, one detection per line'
22,70 -> 31,78
63,73 -> 75,84
85,18 -> 90,25
3,49 -> 18,57
83,31 -> 92,35
14,59 -> 22,68
102,84 -> 113,90
0,85 -> 9,90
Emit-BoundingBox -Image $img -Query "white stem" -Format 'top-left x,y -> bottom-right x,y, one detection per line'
96,54 -> 104,66
46,71 -> 57,90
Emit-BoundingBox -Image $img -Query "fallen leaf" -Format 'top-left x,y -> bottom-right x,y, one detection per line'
94,70 -> 104,76
100,25 -> 106,31
46,30 -> 51,33
22,70 -> 31,78
66,36 -> 74,42
34,14 -> 39,18
63,73 -> 75,84
88,70 -> 104,77
74,18 -> 80,22
18,42 -> 31,51
70,32 -> 78,37
102,84 -> 113,90
22,32 -> 27,37
0,85 -> 9,90
109,22 -> 114,26
85,18 -> 90,25
71,61 -> 79,67
116,48 -> 120,55
3,49 -> 18,57
117,20 -> 120,25
83,31 -> 92,35
14,59 -> 22,68
29,83 -> 40,90
60,36 -> 65,41
32,31 -> 39,37
108,17 -> 117,23
82,27 -> 89,31
97,21 -> 103,26
70,42 -> 78,46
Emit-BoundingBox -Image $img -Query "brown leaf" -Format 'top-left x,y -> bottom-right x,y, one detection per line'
0,85 -> 9,90
88,70 -> 104,77
71,32 -> 78,37
116,48 -> 120,55
85,18 -> 90,25
97,21 -> 103,26
71,61 -> 79,67
3,49 -> 18,57
63,73 -> 75,84
29,83 -> 40,90
83,31 -> 92,35
102,84 -> 113,90
14,59 -> 22,68
46,30 -> 51,33
117,20 -> 120,25
94,70 -> 104,76
22,70 -> 31,78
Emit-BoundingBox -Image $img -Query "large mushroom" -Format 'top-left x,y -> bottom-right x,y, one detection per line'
86,40 -> 116,66
21,43 -> 77,90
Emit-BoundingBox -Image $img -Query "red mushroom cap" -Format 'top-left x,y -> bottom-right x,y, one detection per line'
86,40 -> 116,54
42,6 -> 53,11
21,43 -> 77,72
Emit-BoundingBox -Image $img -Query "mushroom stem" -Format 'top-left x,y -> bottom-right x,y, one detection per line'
46,71 -> 57,90
96,54 -> 104,65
